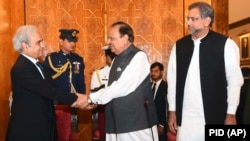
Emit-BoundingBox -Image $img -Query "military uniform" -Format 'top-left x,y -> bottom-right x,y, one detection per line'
91,65 -> 110,90
44,50 -> 85,94
43,29 -> 85,141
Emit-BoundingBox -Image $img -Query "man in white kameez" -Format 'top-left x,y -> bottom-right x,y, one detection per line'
87,21 -> 159,141
167,2 -> 244,141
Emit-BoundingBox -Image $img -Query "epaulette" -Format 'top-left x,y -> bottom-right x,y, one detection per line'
71,52 -> 83,58
91,67 -> 103,74
48,51 -> 58,56
71,52 -> 78,55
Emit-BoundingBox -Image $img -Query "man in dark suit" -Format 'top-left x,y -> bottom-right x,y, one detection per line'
6,25 -> 87,141
150,62 -> 168,141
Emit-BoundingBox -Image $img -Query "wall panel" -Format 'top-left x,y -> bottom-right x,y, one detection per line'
0,0 -> 228,141
0,0 -> 24,141
106,0 -> 184,78
212,0 -> 228,35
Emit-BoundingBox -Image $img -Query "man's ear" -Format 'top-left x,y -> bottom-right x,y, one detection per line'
124,34 -> 129,41
21,42 -> 29,49
204,17 -> 212,26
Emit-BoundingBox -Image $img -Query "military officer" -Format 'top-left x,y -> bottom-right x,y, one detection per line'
90,46 -> 116,141
44,29 -> 85,94
43,29 -> 85,141
91,46 -> 115,90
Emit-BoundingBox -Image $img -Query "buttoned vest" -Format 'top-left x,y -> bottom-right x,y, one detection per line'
175,30 -> 228,126
105,45 -> 157,133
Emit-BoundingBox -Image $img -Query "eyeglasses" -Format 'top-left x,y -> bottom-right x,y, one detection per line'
186,16 -> 201,22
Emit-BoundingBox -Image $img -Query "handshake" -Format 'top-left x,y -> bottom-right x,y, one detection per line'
71,93 -> 97,110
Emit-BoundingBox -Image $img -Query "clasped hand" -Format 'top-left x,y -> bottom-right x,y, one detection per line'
71,93 -> 97,110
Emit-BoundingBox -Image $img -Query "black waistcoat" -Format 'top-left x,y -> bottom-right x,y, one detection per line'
105,45 -> 157,133
176,30 -> 228,126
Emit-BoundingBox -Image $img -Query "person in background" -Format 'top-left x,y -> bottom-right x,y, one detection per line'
6,25 -> 85,141
243,73 -> 250,124
150,62 -> 168,141
43,29 -> 85,141
167,2 -> 244,141
90,46 -> 116,141
86,21 -> 158,141
236,67 -> 250,124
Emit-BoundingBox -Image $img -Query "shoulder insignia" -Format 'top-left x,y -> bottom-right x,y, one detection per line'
49,51 -> 58,56
73,52 -> 84,58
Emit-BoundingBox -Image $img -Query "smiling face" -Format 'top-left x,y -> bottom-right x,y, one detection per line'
106,25 -> 131,55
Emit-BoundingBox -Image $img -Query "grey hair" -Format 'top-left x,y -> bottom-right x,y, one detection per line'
12,25 -> 38,53
188,2 -> 214,27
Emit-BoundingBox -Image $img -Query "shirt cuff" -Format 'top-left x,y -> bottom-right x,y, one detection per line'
89,93 -> 101,105
227,105 -> 238,115
168,103 -> 176,111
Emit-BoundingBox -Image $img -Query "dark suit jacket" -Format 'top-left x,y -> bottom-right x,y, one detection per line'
6,55 -> 77,141
154,80 -> 168,141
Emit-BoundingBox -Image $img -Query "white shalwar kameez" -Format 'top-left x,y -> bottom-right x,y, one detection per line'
167,35 -> 244,141
90,51 -> 159,141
